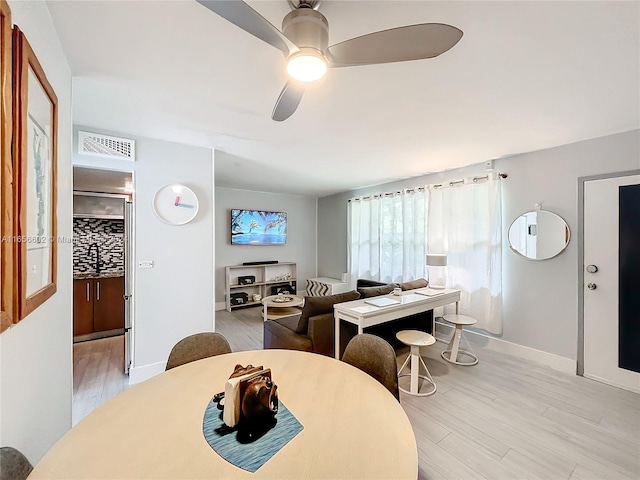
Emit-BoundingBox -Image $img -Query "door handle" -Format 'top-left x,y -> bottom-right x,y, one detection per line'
587,283 -> 597,290
586,265 -> 598,274
97,281 -> 100,301
86,282 -> 90,302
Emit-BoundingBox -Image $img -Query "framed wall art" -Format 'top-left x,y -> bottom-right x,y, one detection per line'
13,26 -> 58,320
0,0 -> 13,332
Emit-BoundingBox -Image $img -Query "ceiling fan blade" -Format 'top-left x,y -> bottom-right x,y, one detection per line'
196,0 -> 298,57
272,81 -> 305,122
327,24 -> 463,68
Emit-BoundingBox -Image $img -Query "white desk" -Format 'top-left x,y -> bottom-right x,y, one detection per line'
31,350 -> 418,479
334,288 -> 461,359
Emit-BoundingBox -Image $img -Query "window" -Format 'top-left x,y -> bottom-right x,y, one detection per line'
348,174 -> 503,333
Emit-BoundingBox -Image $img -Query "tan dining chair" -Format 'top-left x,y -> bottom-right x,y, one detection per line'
166,332 -> 232,370
0,447 -> 33,480
342,334 -> 400,401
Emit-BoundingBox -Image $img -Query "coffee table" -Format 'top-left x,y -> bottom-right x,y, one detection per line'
262,294 -> 304,322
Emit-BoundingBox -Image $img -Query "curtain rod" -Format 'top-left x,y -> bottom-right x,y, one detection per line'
348,173 -> 507,202
434,172 -> 508,189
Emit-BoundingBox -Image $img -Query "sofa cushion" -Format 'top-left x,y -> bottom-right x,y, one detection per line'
398,278 -> 428,291
307,312 -> 335,357
357,284 -> 396,298
356,279 -> 389,288
295,290 -> 361,334
264,317 -> 313,352
273,315 -> 301,332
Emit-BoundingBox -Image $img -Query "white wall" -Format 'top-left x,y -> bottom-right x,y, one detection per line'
73,126 -> 215,382
0,1 -> 73,463
215,187 -> 317,308
317,130 -> 640,361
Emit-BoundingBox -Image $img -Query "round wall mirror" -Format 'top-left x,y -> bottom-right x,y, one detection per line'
508,210 -> 570,260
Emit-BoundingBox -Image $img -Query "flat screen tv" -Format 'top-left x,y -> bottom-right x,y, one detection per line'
231,209 -> 287,245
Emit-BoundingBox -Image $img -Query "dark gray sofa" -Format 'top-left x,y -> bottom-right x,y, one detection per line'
263,291 -> 361,358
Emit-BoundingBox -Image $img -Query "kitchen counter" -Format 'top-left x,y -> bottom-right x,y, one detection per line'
73,272 -> 125,280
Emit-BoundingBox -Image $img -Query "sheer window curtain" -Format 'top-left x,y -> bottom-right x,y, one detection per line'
348,190 -> 427,285
427,174 -> 503,334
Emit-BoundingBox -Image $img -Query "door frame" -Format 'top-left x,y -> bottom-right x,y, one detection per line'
577,169 -> 640,376
72,165 -> 135,374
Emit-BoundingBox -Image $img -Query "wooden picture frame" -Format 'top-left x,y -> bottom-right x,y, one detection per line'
13,26 -> 58,320
0,0 -> 13,333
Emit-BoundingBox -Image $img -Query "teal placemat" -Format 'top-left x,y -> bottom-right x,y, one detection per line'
202,400 -> 303,473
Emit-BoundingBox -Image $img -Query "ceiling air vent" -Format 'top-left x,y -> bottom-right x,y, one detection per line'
78,131 -> 136,161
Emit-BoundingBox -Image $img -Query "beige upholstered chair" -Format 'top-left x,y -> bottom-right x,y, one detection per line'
0,447 -> 33,480
342,334 -> 400,401
166,332 -> 232,370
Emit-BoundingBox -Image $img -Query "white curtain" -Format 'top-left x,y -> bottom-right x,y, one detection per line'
427,174 -> 503,334
348,189 -> 427,285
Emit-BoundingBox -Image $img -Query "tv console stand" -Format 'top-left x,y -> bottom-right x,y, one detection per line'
225,262 -> 297,312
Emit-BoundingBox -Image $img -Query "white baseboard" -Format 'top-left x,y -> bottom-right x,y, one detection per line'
129,361 -> 165,385
434,320 -> 576,374
215,302 -> 226,311
583,373 -> 640,394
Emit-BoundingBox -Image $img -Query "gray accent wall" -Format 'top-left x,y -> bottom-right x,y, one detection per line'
215,187 -> 317,306
317,129 -> 640,360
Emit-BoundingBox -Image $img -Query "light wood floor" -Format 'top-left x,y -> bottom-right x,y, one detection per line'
72,335 -> 129,425
217,306 -> 640,480
74,307 -> 640,479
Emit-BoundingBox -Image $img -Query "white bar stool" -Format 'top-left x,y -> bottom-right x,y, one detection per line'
396,330 -> 437,397
441,314 -> 479,366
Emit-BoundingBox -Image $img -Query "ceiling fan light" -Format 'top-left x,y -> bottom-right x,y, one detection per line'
286,52 -> 327,82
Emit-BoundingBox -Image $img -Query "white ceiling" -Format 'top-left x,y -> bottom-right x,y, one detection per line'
47,1 -> 639,197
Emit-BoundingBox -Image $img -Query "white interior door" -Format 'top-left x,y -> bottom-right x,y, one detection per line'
583,174 -> 640,393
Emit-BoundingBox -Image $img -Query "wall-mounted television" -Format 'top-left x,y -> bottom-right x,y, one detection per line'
231,209 -> 287,245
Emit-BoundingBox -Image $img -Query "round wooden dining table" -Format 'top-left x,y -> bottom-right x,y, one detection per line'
31,349 -> 418,479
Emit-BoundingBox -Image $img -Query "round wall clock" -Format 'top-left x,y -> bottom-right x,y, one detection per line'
152,184 -> 199,225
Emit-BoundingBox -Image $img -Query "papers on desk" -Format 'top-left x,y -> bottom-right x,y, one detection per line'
415,288 -> 446,297
364,297 -> 400,307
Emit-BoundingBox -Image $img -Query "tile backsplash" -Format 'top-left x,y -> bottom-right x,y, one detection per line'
73,218 -> 125,275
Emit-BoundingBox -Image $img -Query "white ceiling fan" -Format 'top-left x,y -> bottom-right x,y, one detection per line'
197,0 -> 463,121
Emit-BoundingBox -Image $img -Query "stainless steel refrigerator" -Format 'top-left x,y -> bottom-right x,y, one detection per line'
124,200 -> 133,374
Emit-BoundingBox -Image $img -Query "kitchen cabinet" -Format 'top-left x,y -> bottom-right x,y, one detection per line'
73,276 -> 125,337
94,277 -> 125,332
73,280 -> 94,336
